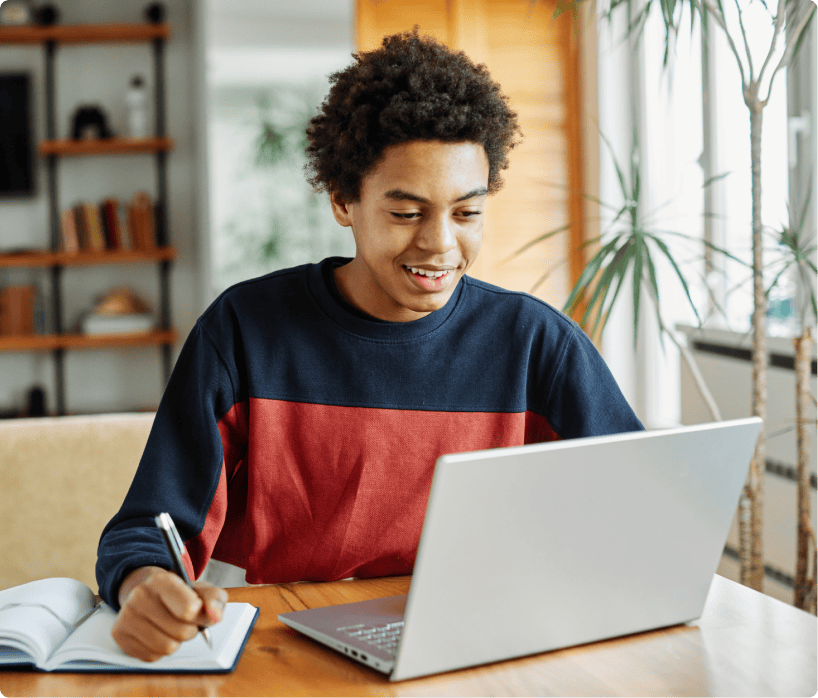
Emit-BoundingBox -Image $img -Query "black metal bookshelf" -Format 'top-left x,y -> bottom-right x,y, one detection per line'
0,22 -> 176,415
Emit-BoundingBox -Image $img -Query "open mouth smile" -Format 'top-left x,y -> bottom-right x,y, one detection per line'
403,265 -> 455,291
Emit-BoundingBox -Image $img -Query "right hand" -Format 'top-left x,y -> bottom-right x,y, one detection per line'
112,566 -> 228,662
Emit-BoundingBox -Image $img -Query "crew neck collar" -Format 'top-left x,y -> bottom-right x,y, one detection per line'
308,257 -> 465,340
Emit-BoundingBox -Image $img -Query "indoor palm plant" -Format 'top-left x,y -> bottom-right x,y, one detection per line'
532,0 -> 815,596
515,129 -> 731,421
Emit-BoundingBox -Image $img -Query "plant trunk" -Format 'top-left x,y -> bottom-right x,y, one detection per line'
739,96 -> 766,592
794,327 -> 814,611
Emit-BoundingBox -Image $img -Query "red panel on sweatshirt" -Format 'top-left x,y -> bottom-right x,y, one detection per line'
197,399 -> 559,583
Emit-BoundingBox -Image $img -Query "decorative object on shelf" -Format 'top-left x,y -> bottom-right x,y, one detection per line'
80,288 -> 155,336
26,386 -> 46,417
126,76 -> 149,139
0,0 -> 33,25
33,3 -> 58,25
0,285 -> 35,336
144,2 -> 165,24
70,104 -> 113,141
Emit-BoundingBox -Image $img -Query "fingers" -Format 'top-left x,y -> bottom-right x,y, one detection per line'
113,600 -> 188,662
112,568 -> 227,662
193,581 -> 229,627
151,571 -> 205,621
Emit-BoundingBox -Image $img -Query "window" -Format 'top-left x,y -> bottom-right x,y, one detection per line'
616,0 -> 817,426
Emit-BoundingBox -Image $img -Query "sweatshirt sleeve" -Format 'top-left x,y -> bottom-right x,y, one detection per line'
543,323 -> 644,439
95,321 -> 243,609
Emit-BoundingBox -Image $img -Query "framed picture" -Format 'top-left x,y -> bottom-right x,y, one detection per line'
0,73 -> 36,197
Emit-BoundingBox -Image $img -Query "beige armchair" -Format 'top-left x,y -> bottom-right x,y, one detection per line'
0,413 -> 153,591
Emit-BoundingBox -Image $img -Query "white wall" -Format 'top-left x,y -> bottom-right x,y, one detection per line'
203,0 -> 355,302
0,0 -> 204,415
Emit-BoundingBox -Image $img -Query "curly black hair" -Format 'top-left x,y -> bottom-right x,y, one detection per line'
304,27 -> 522,203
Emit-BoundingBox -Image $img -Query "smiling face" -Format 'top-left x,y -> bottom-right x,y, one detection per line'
330,140 -> 490,323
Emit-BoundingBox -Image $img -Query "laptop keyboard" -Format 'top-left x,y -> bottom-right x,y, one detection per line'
338,621 -> 404,657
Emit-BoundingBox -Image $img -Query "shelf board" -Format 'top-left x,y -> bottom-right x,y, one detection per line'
39,137 -> 173,157
0,334 -> 59,352
55,248 -> 176,266
0,247 -> 176,268
0,329 -> 176,353
61,329 -> 177,350
0,22 -> 170,45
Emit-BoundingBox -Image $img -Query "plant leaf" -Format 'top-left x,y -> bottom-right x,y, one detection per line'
566,238 -> 618,325
790,5 -> 815,63
764,260 -> 794,299
579,243 -> 625,325
594,246 -> 633,338
507,223 -> 574,260
642,242 -> 668,350
632,235 -> 644,347
586,240 -> 633,335
599,128 -> 630,202
657,229 -> 750,267
649,234 -> 703,325
564,237 -> 620,316
703,171 -> 731,187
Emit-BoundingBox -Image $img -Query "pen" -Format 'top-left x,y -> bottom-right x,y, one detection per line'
154,512 -> 213,649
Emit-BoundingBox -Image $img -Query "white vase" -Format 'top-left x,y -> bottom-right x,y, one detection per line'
126,76 -> 149,139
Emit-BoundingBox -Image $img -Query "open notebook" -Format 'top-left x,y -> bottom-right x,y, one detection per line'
0,578 -> 258,673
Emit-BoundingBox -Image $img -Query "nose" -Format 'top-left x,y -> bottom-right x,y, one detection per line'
415,213 -> 457,254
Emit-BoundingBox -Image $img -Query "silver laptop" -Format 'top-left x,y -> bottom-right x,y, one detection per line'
279,417 -> 762,681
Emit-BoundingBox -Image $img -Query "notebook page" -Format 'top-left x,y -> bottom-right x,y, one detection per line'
0,578 -> 97,665
46,602 -> 256,671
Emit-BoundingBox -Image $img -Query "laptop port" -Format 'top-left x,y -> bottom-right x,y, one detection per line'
360,653 -> 367,661
351,650 -> 358,657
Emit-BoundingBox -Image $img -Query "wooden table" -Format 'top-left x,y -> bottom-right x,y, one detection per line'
1,574 -> 815,696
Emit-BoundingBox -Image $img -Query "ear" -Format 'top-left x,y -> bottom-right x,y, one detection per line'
330,191 -> 354,228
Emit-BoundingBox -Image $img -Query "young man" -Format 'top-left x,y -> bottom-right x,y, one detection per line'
97,29 -> 643,661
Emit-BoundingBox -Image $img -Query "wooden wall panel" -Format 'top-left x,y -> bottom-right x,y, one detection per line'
356,0 -> 584,310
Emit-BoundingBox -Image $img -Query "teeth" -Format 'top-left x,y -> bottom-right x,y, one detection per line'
407,267 -> 448,278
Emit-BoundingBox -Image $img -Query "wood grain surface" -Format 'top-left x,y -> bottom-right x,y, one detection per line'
1,574 -> 814,696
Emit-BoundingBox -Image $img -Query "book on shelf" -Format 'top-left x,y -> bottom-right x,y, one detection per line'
60,197 -> 143,253
83,201 -> 106,251
0,285 -> 35,336
0,578 -> 258,673
128,191 -> 157,250
72,204 -> 90,251
100,197 -> 122,249
59,209 -> 80,253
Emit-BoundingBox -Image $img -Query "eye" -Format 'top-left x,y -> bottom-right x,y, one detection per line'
391,212 -> 421,219
458,210 -> 482,218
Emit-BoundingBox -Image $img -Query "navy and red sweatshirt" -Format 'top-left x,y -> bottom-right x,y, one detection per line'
96,257 -> 643,607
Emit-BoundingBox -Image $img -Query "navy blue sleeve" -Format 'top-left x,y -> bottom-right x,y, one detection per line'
95,322 -> 238,609
543,323 -> 644,439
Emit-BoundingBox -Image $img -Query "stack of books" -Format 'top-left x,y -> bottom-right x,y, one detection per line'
60,192 -> 158,253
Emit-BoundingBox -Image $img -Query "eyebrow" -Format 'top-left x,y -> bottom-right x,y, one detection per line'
382,187 -> 488,204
